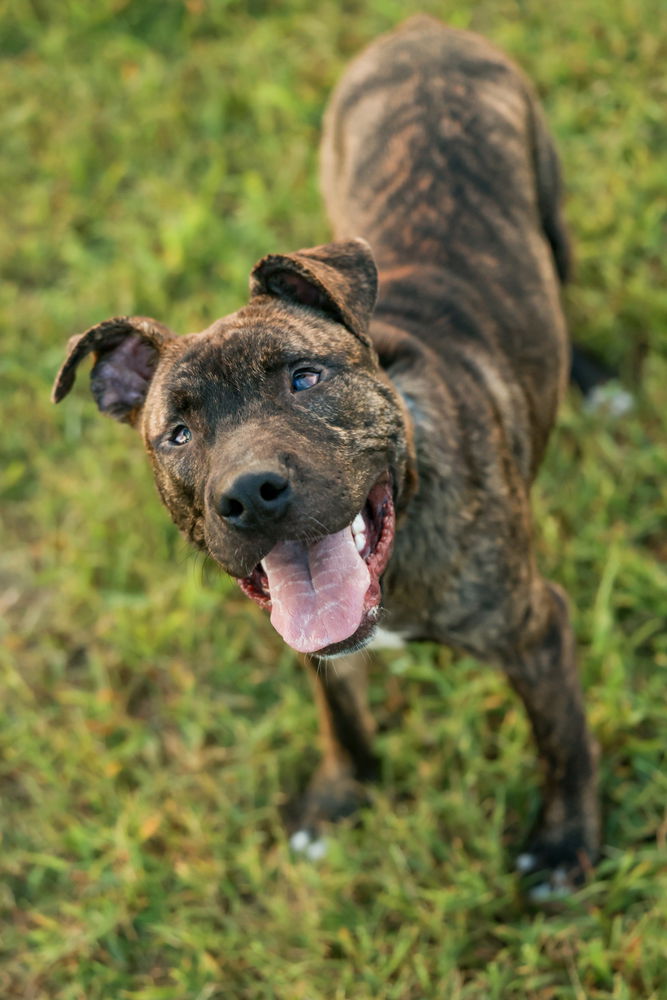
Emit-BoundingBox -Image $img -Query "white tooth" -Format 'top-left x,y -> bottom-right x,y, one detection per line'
352,513 -> 365,535
354,530 -> 366,553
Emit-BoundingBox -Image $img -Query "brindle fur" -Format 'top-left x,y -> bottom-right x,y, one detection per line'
53,16 -> 599,892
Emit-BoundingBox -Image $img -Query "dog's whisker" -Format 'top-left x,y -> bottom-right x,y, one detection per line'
303,514 -> 329,535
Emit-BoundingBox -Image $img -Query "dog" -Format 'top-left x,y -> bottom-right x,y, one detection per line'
53,16 -> 599,899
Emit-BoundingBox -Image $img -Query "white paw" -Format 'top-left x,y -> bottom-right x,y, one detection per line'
584,383 -> 635,417
289,829 -> 328,861
516,854 -> 578,901
515,852 -> 537,874
523,864 -> 574,903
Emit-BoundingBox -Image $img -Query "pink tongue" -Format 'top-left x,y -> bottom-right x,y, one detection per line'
262,525 -> 370,653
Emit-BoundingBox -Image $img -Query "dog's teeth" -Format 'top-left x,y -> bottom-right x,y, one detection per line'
352,513 -> 365,534
351,513 -> 367,553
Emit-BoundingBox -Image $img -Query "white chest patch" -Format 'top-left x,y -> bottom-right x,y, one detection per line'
368,627 -> 408,650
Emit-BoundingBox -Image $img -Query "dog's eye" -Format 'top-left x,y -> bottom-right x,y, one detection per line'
169,424 -> 192,446
291,368 -> 321,392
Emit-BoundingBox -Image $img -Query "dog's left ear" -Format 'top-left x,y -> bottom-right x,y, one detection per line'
249,238 -> 378,346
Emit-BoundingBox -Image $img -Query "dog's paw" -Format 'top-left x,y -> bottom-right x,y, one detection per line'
515,838 -> 595,903
288,768 -> 371,854
515,852 -> 578,903
583,382 -> 635,417
289,828 -> 328,861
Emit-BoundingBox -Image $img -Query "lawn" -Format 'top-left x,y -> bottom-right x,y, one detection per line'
1,0 -> 666,997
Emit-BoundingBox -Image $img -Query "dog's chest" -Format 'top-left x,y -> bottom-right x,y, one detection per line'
368,626 -> 408,650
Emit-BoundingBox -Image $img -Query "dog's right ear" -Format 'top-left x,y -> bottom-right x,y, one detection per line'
51,316 -> 174,425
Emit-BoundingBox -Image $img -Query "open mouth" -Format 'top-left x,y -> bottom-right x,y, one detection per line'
237,476 -> 395,656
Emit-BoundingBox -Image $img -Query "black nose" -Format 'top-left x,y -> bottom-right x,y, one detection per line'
218,471 -> 291,528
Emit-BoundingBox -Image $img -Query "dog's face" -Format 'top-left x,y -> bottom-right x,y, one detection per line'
53,240 -> 415,656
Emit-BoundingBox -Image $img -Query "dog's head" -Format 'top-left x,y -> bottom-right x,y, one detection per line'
53,239 -> 415,656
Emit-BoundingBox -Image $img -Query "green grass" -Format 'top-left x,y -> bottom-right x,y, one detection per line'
1,0 -> 666,997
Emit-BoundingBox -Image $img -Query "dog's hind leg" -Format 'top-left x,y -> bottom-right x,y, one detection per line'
290,652 -> 379,854
497,579 -> 600,899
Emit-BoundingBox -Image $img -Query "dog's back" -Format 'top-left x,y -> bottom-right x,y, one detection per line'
321,16 -> 570,470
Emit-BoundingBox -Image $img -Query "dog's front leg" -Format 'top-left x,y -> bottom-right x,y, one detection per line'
290,652 -> 379,852
500,580 -> 600,898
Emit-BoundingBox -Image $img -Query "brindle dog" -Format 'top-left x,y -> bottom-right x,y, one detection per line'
53,17 -> 599,898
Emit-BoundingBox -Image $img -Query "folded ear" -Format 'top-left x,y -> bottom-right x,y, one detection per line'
52,316 -> 174,425
249,238 -> 378,346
